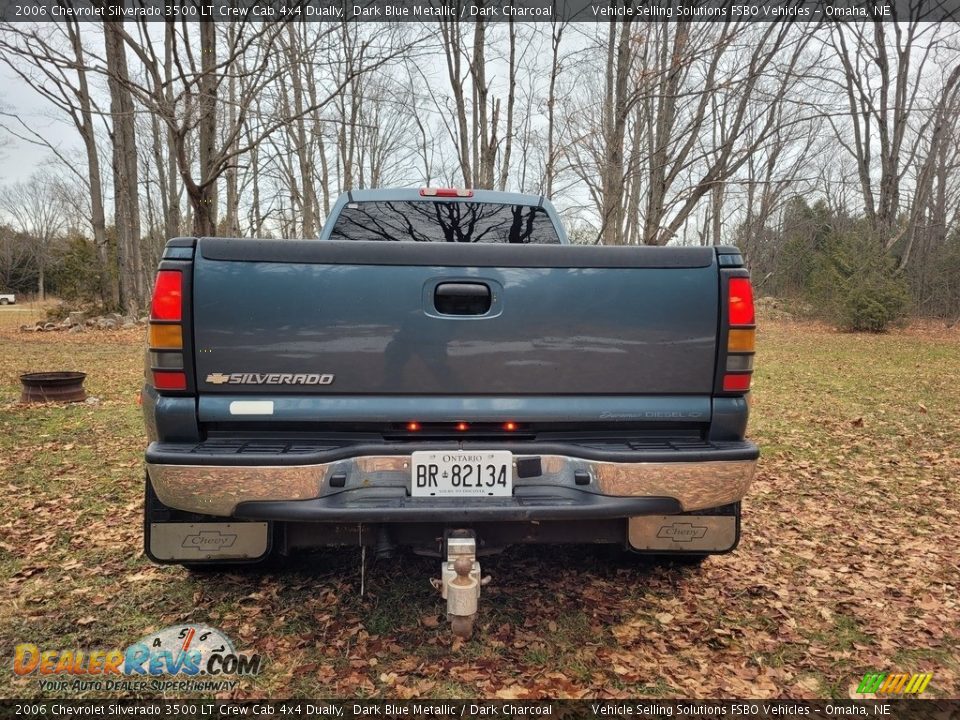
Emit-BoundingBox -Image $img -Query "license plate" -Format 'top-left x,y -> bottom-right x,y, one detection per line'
411,451 -> 513,497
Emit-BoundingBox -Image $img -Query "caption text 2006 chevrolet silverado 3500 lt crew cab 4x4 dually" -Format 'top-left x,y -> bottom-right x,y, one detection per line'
142,188 -> 758,636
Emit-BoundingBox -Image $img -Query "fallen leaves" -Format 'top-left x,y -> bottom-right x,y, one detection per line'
1,316 -> 959,701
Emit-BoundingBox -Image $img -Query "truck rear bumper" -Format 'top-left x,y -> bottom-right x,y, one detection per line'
232,489 -> 683,523
145,441 -> 758,520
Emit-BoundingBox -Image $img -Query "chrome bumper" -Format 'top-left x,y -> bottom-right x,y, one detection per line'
146,454 -> 756,518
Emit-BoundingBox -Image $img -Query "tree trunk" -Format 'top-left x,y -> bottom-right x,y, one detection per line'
600,18 -> 633,245
104,16 -> 142,315
223,24 -> 240,237
497,19 -> 516,192
287,25 -> 316,236
194,22 -> 218,236
163,23 -> 180,240
544,20 -> 564,198
65,19 -> 118,309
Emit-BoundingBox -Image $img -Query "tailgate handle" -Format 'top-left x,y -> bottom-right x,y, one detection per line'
434,282 -> 492,316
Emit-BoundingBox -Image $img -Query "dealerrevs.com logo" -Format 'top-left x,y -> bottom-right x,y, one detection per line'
855,672 -> 933,696
14,624 -> 262,693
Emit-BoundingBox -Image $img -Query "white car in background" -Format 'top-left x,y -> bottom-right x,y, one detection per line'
0,293 -> 16,305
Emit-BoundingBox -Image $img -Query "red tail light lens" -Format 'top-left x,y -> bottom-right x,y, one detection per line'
152,370 -> 187,391
151,270 -> 183,321
723,373 -> 752,392
406,422 -> 421,432
503,422 -> 518,432
456,422 -> 469,432
728,277 -> 755,326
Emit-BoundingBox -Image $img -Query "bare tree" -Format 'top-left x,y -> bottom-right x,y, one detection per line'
438,15 -> 517,189
96,22 -> 410,237
0,19 -> 119,307
826,20 -> 959,245
0,173 -> 64,300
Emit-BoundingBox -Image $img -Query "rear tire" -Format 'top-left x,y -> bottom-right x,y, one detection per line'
0,298 -> 8,305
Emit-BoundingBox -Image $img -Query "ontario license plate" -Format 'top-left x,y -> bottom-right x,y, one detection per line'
410,451 -> 513,497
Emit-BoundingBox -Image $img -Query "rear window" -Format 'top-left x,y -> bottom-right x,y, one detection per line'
328,201 -> 561,244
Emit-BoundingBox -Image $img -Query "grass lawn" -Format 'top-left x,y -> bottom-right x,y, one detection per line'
0,313 -> 957,699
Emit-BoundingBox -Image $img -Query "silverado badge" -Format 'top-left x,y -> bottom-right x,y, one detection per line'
205,372 -> 335,386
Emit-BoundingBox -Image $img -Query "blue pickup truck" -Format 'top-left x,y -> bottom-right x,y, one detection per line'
142,188 -> 757,636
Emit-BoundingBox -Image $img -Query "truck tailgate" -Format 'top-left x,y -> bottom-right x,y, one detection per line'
192,239 -> 719,398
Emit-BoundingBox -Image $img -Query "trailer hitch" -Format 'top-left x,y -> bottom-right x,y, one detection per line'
431,531 -> 490,639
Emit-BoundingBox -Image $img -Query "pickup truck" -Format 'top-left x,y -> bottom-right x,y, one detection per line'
142,188 -> 758,636
0,292 -> 15,305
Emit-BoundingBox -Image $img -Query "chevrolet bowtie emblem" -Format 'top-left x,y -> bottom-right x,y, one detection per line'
206,373 -> 232,384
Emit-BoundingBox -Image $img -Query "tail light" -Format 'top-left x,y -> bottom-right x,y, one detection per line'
722,276 -> 755,393
150,270 -> 182,321
148,270 -> 186,392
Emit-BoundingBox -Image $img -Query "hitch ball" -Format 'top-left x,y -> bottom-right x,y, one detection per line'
436,532 -> 488,640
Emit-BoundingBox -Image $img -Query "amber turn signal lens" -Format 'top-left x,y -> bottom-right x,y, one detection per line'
149,323 -> 182,349
727,328 -> 755,353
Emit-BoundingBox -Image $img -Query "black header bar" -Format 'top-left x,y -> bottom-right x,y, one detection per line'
1,0 -> 958,22
1,700 -> 959,719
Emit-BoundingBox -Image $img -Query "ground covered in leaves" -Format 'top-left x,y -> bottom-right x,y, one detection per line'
1,309 -> 957,699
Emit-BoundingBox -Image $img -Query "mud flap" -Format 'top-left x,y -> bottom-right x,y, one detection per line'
146,521 -> 271,563
144,471 -> 272,565
628,503 -> 740,554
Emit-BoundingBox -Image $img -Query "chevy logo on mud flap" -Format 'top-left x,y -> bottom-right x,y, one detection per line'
182,531 -> 237,550
656,522 -> 709,542
206,372 -> 335,385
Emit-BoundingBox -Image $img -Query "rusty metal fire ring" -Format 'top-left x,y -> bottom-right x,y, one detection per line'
20,372 -> 87,403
